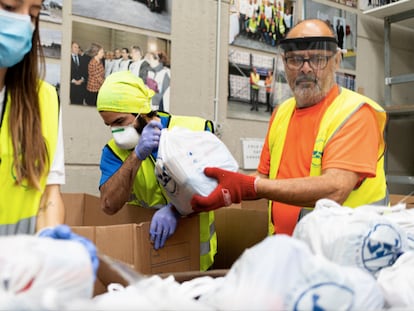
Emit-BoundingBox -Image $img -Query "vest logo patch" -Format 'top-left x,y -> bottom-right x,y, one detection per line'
311,150 -> 323,168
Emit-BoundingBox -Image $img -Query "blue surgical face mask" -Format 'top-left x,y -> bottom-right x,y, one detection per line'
0,10 -> 35,68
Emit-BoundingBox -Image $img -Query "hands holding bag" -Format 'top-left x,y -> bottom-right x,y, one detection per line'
135,120 -> 163,160
191,167 -> 258,212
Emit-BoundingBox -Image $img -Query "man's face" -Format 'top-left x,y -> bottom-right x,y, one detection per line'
114,49 -> 121,59
106,51 -> 114,60
283,48 -> 339,108
121,49 -> 129,60
72,43 -> 80,55
280,19 -> 341,108
100,111 -> 136,128
99,111 -> 147,134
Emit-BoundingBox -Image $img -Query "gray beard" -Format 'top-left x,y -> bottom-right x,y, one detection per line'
293,79 -> 326,108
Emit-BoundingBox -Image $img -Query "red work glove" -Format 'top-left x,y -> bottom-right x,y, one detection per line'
191,167 -> 258,212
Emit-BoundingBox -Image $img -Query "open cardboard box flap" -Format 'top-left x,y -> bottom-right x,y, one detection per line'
97,252 -> 228,288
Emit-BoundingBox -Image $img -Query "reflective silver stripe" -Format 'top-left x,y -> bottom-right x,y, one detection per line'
200,240 -> 210,255
0,217 -> 36,236
200,221 -> 215,256
368,194 -> 389,206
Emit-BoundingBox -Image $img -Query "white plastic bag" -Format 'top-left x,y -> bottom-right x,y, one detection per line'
358,203 -> 414,250
293,199 -> 409,276
0,235 -> 94,310
69,275 -> 214,310
197,235 -> 384,310
377,251 -> 414,308
155,127 -> 239,215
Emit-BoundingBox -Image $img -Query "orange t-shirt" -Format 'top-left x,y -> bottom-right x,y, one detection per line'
258,85 -> 380,235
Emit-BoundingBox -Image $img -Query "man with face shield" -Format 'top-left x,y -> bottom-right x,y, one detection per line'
190,19 -> 389,236
96,71 -> 217,271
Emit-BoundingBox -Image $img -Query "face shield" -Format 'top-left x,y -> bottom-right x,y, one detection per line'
278,36 -> 338,71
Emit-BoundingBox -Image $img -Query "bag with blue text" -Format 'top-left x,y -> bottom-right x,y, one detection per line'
293,198 -> 410,277
155,127 -> 239,215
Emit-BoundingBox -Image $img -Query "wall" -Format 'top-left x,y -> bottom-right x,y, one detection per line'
48,0 -> 414,196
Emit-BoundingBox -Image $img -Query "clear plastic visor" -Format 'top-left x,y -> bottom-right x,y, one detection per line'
278,36 -> 338,54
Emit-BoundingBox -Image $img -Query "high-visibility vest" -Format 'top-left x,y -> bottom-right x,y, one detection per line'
0,81 -> 59,235
107,111 -> 217,271
267,87 -> 388,234
247,16 -> 259,33
250,72 -> 260,90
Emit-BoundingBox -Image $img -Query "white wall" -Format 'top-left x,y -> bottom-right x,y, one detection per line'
51,0 -> 414,196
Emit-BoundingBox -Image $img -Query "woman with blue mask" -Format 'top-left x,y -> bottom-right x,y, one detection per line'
0,0 -> 98,279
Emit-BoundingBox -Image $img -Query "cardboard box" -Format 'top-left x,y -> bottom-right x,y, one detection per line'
94,204 -> 268,293
390,194 -> 414,208
97,253 -> 144,288
241,198 -> 268,211
212,206 -> 268,269
63,193 -> 200,295
63,193 -> 269,294
97,253 -> 227,289
63,193 -> 155,226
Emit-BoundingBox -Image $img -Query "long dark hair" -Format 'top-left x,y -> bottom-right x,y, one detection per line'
5,10 -> 48,190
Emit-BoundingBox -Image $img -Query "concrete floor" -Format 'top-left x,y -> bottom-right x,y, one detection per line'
227,100 -> 273,123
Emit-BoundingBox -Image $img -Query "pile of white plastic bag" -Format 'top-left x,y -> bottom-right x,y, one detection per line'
292,199 -> 410,276
3,198 -> 414,310
293,198 -> 414,308
58,235 -> 385,311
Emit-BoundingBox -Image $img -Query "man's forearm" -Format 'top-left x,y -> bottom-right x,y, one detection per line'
100,152 -> 141,214
256,168 -> 359,207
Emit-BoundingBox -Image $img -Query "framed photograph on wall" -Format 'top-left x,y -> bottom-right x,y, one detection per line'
229,0 -> 284,54
40,0 -> 63,23
327,0 -> 358,9
305,0 -> 357,70
227,47 -> 291,122
72,0 -> 172,34
40,28 -> 62,59
70,21 -> 171,109
305,0 -> 357,71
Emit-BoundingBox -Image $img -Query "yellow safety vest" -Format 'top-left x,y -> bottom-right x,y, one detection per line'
0,81 -> 59,235
276,17 -> 285,36
267,87 -> 388,234
107,111 -> 217,271
248,16 -> 259,33
251,72 -> 260,90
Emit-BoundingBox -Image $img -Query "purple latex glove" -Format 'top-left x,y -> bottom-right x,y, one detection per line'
135,120 -> 163,160
150,204 -> 179,250
38,224 -> 99,280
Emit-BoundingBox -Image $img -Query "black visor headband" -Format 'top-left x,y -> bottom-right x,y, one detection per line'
279,36 -> 338,53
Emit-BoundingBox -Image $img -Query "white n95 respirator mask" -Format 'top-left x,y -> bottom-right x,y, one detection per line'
111,125 -> 140,150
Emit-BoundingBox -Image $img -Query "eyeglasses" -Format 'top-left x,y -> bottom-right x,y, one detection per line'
284,54 -> 335,70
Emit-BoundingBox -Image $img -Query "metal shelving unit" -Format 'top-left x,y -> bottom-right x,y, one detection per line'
364,1 -> 414,192
363,0 -> 414,106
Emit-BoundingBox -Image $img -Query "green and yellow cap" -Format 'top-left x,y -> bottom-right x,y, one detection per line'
97,71 -> 155,113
